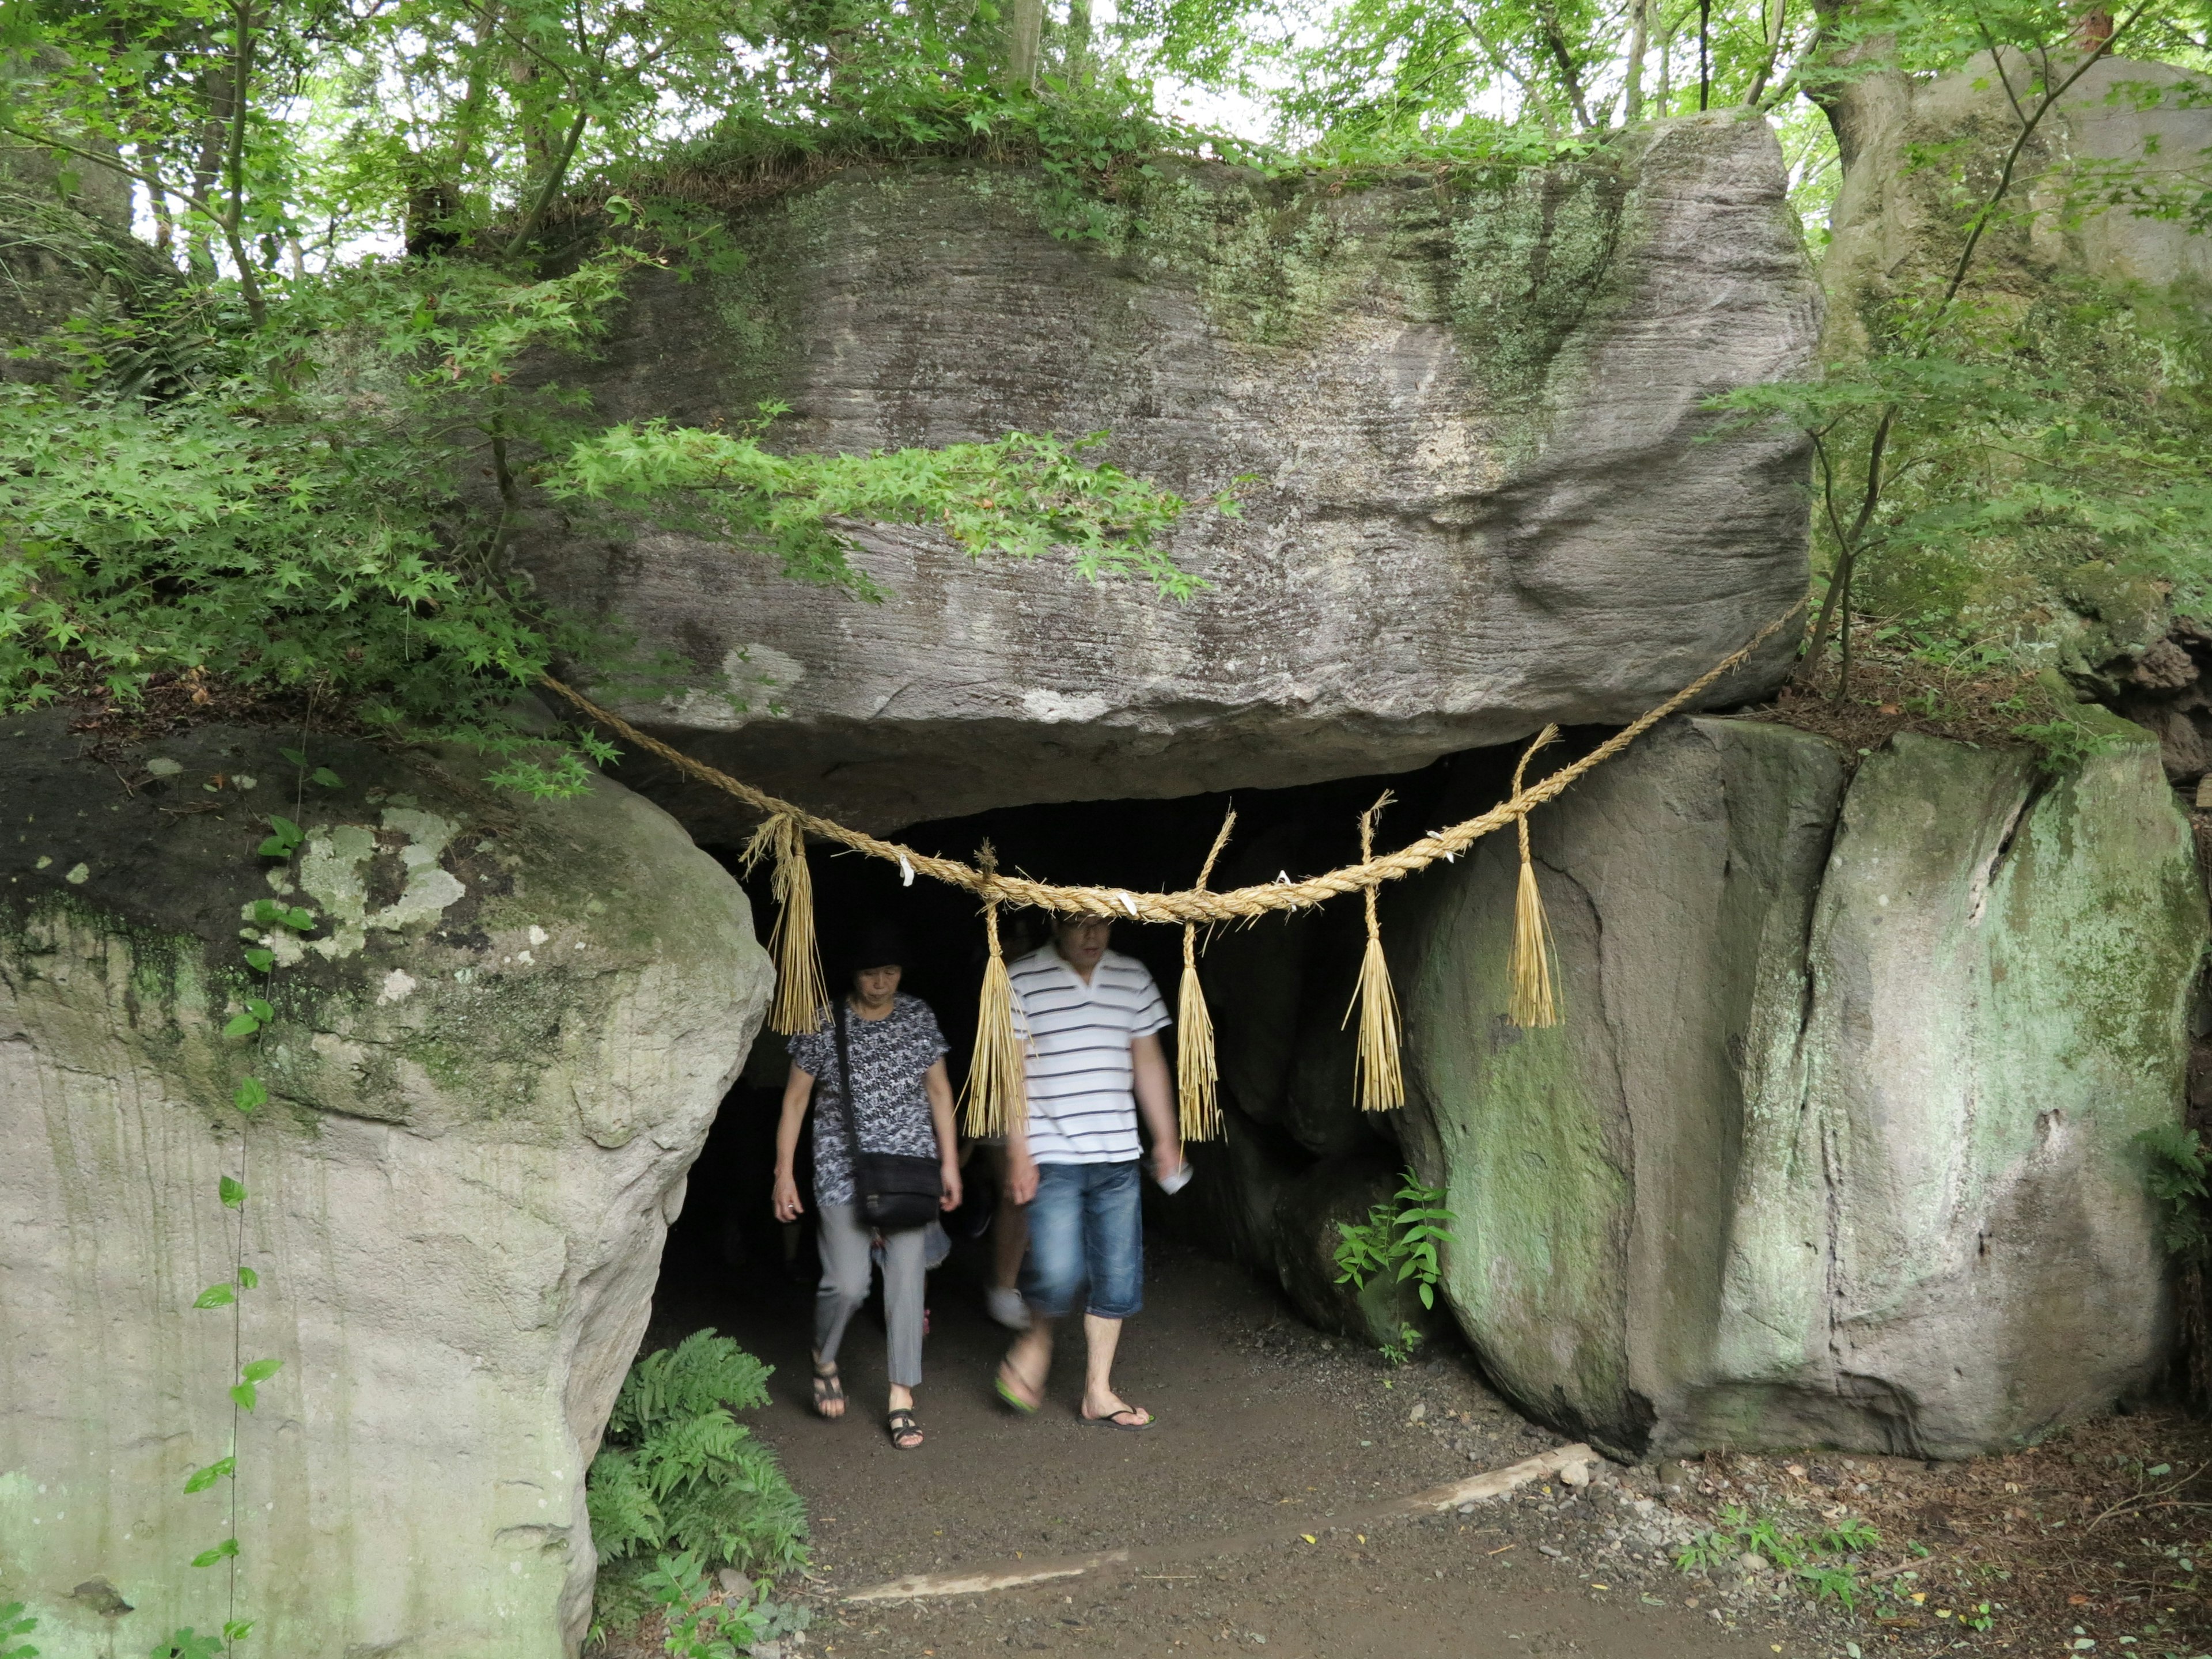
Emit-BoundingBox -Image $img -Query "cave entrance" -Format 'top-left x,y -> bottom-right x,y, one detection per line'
642,746 -> 1559,1594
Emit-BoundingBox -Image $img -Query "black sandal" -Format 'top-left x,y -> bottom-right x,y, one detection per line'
886,1407 -> 923,1450
811,1363 -> 845,1420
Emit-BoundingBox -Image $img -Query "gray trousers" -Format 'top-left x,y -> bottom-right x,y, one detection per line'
815,1201 -> 926,1389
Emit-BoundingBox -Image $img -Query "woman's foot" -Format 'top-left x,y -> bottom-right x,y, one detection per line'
886,1408 -> 924,1450
811,1359 -> 845,1421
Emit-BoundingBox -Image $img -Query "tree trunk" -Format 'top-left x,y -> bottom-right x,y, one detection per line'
1624,0 -> 1649,121
1004,0 -> 1043,93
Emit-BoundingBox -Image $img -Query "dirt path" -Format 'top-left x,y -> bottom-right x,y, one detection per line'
646,1238 -> 1814,1659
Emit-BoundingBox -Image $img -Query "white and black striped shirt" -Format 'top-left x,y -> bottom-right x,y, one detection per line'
1009,945 -> 1171,1165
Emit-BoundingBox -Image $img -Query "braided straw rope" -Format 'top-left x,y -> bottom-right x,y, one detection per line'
539,599 -> 1803,921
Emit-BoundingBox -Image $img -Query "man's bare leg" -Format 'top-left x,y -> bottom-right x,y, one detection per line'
1000,1319 -> 1053,1409
993,1191 -> 1030,1290
1080,1313 -> 1151,1425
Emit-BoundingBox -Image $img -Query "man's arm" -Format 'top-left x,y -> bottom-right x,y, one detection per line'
1005,1109 -> 1039,1205
923,1057 -> 964,1211
1130,1031 -> 1180,1182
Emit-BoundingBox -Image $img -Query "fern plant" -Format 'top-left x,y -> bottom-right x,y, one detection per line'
2138,1124 -> 2211,1264
586,1331 -> 808,1637
2137,1124 -> 2212,1406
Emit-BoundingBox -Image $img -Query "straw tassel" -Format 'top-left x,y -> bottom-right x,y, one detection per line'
1176,807 -> 1238,1144
960,844 -> 1028,1139
1508,725 -> 1563,1030
1342,791 -> 1406,1113
741,813 -> 827,1037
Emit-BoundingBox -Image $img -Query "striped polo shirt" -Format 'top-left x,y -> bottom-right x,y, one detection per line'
1009,944 -> 1171,1165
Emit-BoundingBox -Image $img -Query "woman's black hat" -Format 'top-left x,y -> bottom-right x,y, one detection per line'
844,921 -> 910,976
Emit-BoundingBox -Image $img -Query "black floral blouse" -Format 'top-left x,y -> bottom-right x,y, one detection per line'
787,994 -> 949,1206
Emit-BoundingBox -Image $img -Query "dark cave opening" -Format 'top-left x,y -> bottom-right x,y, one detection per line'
649,733 -> 1538,1353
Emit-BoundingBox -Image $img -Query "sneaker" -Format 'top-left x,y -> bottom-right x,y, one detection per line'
986,1286 -> 1032,1331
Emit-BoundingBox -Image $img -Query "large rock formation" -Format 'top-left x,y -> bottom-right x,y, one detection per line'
0,711 -> 769,1658
1384,715 -> 2203,1457
1821,53 -> 2212,350
1184,715 -> 2204,1457
524,115 -> 1820,833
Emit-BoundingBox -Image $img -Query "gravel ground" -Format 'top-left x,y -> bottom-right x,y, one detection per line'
604,1237 -> 2212,1659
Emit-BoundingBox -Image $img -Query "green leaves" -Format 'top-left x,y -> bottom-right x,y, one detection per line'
193,1283 -> 237,1310
1,1599 -> 37,1659
588,1331 -> 808,1611
188,1539 -> 239,1570
183,1456 -> 236,1495
549,416 -> 1210,599
255,816 -> 302,859
151,1628 -> 225,1659
1331,1176 -> 1456,1319
230,1358 -> 283,1412
222,995 -> 277,1039
247,899 -> 315,934
219,1176 -> 247,1209
237,1267 -> 259,1290
241,948 -> 275,974
233,1077 -> 268,1115
2138,1124 -> 2211,1263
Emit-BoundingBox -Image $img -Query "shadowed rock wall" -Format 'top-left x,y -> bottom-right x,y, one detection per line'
524,115 -> 1820,834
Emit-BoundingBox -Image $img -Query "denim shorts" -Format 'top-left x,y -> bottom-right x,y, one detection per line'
1020,1159 -> 1143,1320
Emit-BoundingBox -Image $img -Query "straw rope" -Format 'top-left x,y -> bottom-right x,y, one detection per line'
1343,791 -> 1406,1113
539,599 -> 1803,926
1507,726 -> 1563,1030
1175,808 -> 1238,1143
958,842 -> 1026,1139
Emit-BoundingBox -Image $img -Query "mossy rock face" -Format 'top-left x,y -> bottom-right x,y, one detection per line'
0,711 -> 771,1658
521,115 -> 1818,836
1385,716 -> 2202,1459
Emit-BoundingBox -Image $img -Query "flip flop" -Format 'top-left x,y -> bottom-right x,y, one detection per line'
1081,1406 -> 1154,1431
994,1363 -> 1040,1415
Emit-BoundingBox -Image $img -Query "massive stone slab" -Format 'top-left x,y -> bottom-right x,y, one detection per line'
525,115 -> 1819,832
0,712 -> 769,1658
1381,716 -> 2202,1457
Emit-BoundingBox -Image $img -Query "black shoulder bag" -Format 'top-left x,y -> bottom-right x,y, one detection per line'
835,999 -> 942,1232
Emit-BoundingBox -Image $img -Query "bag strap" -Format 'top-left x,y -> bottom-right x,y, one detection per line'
834,997 -> 863,1168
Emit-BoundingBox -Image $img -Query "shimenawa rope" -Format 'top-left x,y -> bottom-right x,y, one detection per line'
540,599 -> 1804,1115
1176,808 -> 1238,1142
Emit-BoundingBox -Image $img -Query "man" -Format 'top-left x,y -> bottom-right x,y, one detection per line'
994,914 -> 1179,1429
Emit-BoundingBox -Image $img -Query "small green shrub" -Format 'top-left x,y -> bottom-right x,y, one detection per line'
1675,1505 -> 1883,1608
586,1331 -> 808,1638
1334,1176 -> 1457,1313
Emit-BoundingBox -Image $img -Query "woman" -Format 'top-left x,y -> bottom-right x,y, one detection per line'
772,927 -> 962,1450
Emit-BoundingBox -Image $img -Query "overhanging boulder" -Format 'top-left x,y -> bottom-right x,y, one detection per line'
525,114 -> 1820,832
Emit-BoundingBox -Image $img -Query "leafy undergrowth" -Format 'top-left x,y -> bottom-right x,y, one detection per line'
586,1331 -> 812,1653
1667,1409 -> 2212,1657
1731,632 -> 2108,766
